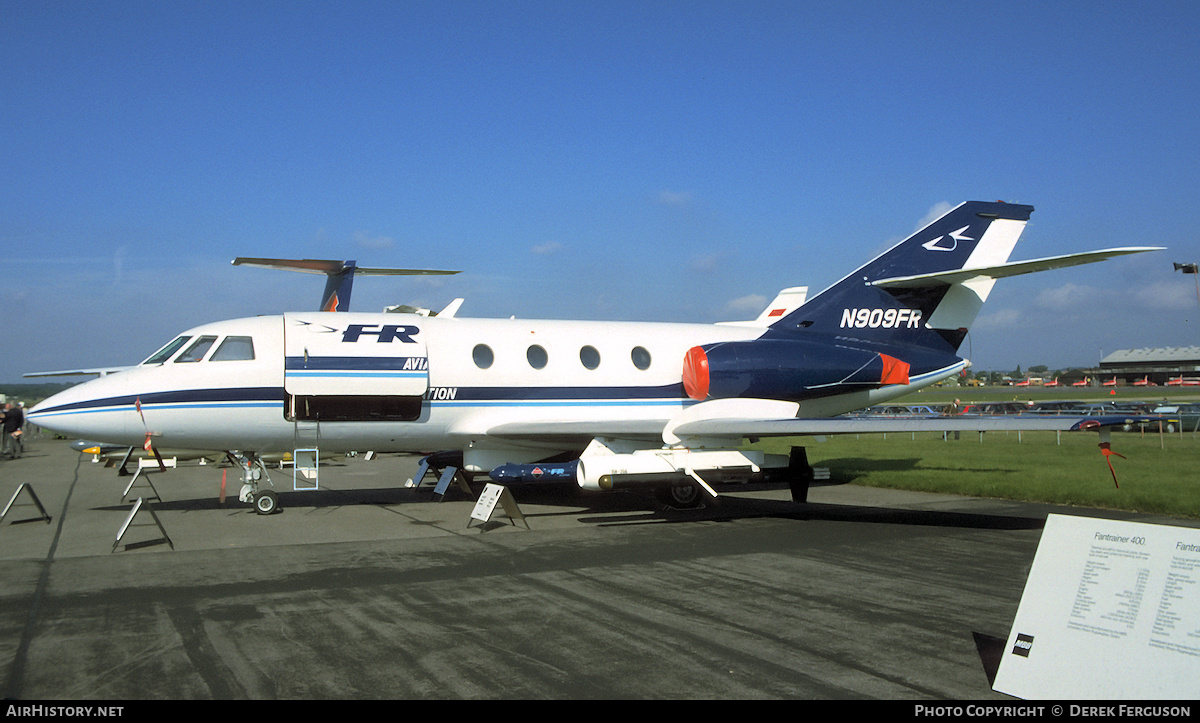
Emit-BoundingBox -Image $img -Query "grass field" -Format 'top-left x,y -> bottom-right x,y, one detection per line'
750,425 -> 1200,520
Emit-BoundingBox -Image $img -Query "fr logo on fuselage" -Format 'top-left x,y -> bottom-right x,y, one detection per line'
341,324 -> 420,343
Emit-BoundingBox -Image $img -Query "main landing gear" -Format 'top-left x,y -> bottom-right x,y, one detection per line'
653,445 -> 816,509
228,452 -> 279,515
655,480 -> 704,509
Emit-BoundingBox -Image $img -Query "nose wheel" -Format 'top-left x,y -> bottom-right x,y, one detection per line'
229,451 -> 280,515
253,489 -> 279,515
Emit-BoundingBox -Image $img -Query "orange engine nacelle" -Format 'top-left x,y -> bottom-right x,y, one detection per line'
681,341 -> 911,402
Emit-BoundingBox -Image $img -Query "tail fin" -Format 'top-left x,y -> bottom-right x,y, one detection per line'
320,261 -> 357,312
770,201 -> 1033,353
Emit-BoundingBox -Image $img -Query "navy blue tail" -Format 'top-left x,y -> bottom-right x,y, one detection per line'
320,260 -> 357,312
768,201 -> 1034,354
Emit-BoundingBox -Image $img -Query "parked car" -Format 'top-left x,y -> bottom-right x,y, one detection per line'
1026,400 -> 1089,414
1151,403 -> 1200,434
959,402 -> 1029,415
1064,401 -> 1169,431
1113,402 -> 1156,415
855,405 -> 942,417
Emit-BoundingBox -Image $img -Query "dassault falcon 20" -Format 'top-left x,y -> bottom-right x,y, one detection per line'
28,201 -> 1162,514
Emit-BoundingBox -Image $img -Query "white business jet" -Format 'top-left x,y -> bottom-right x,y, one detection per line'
28,202 -> 1162,513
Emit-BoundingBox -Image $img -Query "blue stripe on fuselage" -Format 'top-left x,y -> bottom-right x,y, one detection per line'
29,365 -> 962,421
284,356 -> 427,370
29,385 -> 691,418
29,387 -> 287,418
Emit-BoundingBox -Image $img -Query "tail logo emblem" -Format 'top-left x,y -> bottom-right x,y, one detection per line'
921,226 -> 973,252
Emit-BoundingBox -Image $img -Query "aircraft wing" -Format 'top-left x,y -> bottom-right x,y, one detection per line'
666,414 -> 1150,439
473,419 -> 667,444
870,247 -> 1164,289
24,366 -> 133,378
482,405 -> 1155,447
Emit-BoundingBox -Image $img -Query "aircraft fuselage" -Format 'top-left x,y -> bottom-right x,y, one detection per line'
29,312 -> 960,472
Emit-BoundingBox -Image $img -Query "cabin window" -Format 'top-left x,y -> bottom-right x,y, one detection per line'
579,345 -> 600,370
175,336 -> 218,363
143,336 -> 191,365
526,344 -> 548,370
289,395 -> 422,422
473,344 -> 494,369
631,346 -> 651,370
210,336 -> 256,361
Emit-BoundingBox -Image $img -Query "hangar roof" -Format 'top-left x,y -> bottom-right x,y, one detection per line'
1100,347 -> 1200,365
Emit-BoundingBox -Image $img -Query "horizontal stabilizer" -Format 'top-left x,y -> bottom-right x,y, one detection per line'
870,247 -> 1164,289
233,257 -> 461,312
231,257 -> 460,276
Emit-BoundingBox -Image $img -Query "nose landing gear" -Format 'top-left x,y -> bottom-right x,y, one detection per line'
228,452 -> 280,515
253,489 -> 279,515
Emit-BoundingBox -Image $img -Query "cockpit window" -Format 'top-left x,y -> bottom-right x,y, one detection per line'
175,336 -> 218,363
142,336 -> 191,365
210,336 -> 255,361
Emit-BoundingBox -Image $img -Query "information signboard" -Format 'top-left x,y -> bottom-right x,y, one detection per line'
994,514 -> 1200,699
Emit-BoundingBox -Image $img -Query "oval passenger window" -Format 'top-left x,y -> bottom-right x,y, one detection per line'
527,345 -> 548,369
631,346 -> 651,370
473,344 -> 494,369
579,345 -> 600,370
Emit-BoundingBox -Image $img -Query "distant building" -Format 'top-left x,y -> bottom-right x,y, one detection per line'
1098,347 -> 1200,385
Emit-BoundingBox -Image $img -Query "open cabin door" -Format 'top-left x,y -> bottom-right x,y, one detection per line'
283,313 -> 428,423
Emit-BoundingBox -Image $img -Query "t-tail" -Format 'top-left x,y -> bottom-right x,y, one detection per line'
767,201 -> 1161,354
661,201 -> 1164,404
767,201 -> 1033,356
231,257 -> 461,312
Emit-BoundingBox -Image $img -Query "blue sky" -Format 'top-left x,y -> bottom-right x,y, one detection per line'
3,1 -> 1198,382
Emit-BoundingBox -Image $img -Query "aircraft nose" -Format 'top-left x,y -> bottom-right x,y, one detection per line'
27,381 -> 131,445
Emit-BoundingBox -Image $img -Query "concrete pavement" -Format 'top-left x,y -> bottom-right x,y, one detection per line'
2,437 -> 1194,700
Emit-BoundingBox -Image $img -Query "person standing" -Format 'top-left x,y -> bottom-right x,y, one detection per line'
2,402 -> 23,459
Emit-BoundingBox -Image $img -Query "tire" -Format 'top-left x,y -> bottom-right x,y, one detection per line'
656,481 -> 702,509
254,490 -> 278,515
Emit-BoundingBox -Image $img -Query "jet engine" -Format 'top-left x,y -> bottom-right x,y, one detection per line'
682,339 -> 911,402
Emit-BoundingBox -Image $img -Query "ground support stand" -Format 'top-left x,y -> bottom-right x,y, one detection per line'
112,497 -> 174,553
1,483 -> 52,525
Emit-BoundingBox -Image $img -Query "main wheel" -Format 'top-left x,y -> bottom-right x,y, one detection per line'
254,489 -> 279,515
656,481 -> 702,508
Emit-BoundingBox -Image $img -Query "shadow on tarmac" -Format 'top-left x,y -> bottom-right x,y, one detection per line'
86,476 -> 1049,534
973,631 -> 1007,687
